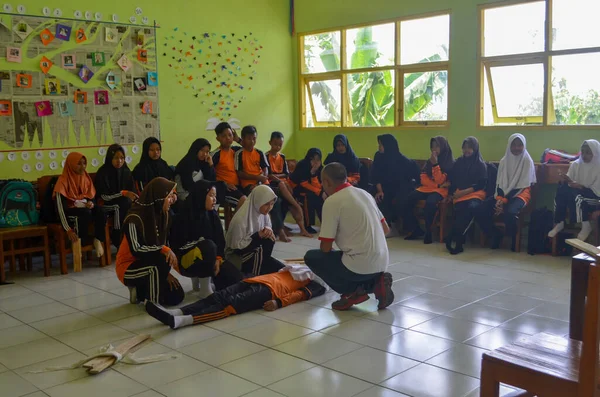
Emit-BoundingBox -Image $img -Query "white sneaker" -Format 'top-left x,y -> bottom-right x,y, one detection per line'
93,238 -> 104,258
577,221 -> 592,241
548,222 -> 564,238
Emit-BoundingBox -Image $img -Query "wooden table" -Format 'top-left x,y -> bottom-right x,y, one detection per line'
0,226 -> 50,283
569,251 -> 596,341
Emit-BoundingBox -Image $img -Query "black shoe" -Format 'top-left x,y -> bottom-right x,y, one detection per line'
424,233 -> 433,245
450,244 -> 464,255
404,228 -> 425,240
510,236 -> 517,252
445,236 -> 453,252
491,235 -> 502,250
306,226 -> 318,234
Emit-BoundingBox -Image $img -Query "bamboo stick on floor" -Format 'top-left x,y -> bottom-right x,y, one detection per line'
566,239 -> 600,257
83,334 -> 151,374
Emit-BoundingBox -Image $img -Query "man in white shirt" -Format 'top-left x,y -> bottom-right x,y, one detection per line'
304,163 -> 394,311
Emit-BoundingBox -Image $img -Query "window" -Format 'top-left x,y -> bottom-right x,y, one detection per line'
299,13 -> 450,129
479,0 -> 600,126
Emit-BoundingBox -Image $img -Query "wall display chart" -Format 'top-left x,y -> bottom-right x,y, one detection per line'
0,12 -> 159,152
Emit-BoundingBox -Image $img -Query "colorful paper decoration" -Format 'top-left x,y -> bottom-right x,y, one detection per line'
40,28 -> 55,45
134,77 -> 147,92
35,101 -> 52,117
147,72 -> 158,86
13,19 -> 32,39
62,54 -> 76,69
16,73 -> 32,88
74,90 -> 88,104
137,48 -> 148,63
106,71 -> 119,89
141,101 -> 153,114
55,23 -> 71,40
92,52 -> 105,66
0,100 -> 12,116
75,28 -> 87,43
105,27 -> 118,43
78,65 -> 94,83
40,56 -> 53,74
117,54 -> 132,72
6,47 -> 21,63
44,79 -> 60,95
94,90 -> 109,105
58,101 -> 74,117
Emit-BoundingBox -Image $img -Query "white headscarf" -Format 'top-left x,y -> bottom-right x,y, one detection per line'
225,185 -> 277,250
567,139 -> 600,196
496,133 -> 536,197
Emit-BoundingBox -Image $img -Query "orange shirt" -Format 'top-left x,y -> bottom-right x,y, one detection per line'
212,146 -> 241,186
453,189 -> 486,204
235,148 -> 269,188
268,152 -> 289,180
498,187 -> 532,206
116,235 -> 137,283
417,165 -> 449,198
245,271 -> 311,307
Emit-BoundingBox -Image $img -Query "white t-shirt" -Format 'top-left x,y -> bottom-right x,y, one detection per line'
319,185 -> 389,275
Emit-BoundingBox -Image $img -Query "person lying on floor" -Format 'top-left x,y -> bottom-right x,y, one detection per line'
145,264 -> 327,329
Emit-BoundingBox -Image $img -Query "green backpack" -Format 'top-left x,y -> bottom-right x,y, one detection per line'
0,181 -> 39,227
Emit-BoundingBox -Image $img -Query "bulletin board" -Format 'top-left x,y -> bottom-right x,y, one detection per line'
0,12 -> 160,154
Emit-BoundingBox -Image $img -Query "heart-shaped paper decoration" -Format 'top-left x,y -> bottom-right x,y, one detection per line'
163,30 -> 262,119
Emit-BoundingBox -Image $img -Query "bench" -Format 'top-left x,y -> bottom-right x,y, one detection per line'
0,225 -> 50,283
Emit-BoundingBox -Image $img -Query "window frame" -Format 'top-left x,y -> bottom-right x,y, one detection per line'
477,0 -> 600,129
298,10 -> 451,131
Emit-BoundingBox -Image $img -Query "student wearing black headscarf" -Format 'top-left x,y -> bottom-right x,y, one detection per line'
401,136 -> 454,244
372,134 -> 420,230
174,138 -> 216,200
445,136 -> 488,255
290,148 -> 325,234
94,144 -> 138,256
132,137 -> 174,191
324,134 -> 367,189
169,180 -> 243,297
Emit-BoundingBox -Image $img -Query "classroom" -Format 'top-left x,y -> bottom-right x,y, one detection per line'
0,0 -> 599,396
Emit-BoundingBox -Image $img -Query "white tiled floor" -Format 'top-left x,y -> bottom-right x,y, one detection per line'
0,236 -> 573,397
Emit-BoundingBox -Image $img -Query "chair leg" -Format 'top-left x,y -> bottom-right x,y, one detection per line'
9,239 -> 16,273
43,230 -> 50,277
58,233 -> 68,275
103,224 -> 112,267
18,239 -> 26,271
551,236 -> 558,256
479,361 -> 500,397
0,238 -> 5,283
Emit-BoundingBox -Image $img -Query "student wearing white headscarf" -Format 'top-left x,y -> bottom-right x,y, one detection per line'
225,185 -> 285,276
475,134 -> 536,250
549,139 -> 600,241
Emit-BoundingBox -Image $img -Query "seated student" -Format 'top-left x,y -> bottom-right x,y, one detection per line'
476,134 -> 536,250
174,138 -> 216,200
145,265 -> 326,329
211,122 -> 246,210
132,137 -> 174,192
116,177 -> 184,305
93,144 -> 139,257
324,134 -> 364,188
290,148 -> 325,234
169,180 -> 243,297
235,125 -> 286,241
54,152 -> 97,247
548,139 -> 600,241
267,131 -> 312,239
304,163 -> 394,311
401,136 -> 454,244
445,137 -> 487,255
372,134 -> 420,236
225,185 -> 285,276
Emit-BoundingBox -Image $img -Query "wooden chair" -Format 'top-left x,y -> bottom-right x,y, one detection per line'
414,199 -> 450,242
37,175 -> 103,274
479,261 -> 600,397
551,209 -> 600,256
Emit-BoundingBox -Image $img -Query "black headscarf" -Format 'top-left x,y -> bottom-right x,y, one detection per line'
291,148 -> 323,184
175,138 -> 215,192
450,136 -> 487,190
95,144 -> 135,199
132,137 -> 174,188
423,136 -> 454,177
170,180 -> 225,256
372,134 -> 420,187
324,134 -> 360,174
123,177 -> 176,246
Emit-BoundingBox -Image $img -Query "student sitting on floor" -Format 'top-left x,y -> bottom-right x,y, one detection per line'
475,134 -> 536,250
401,136 -> 454,244
290,148 -> 325,234
93,144 -> 138,257
54,152 -> 97,247
211,122 -> 246,210
445,137 -> 487,255
548,139 -> 600,241
225,185 -> 285,277
235,126 -> 286,241
174,138 -> 216,201
116,177 -> 184,305
324,134 -> 364,188
372,134 -> 420,237
132,137 -> 174,192
145,264 -> 327,329
267,131 -> 312,239
304,163 -> 394,311
169,180 -> 243,297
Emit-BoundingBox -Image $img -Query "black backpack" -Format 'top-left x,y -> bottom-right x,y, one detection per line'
527,207 -> 553,255
40,176 -> 59,224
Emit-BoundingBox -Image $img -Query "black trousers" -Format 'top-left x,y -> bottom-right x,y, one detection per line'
476,197 -> 526,238
450,199 -> 483,242
94,197 -> 130,244
235,235 -> 284,276
216,181 -> 245,206
179,239 -> 243,291
377,184 -> 414,224
554,183 -> 600,223
401,190 -> 443,233
123,257 -> 185,306
65,207 -> 93,241
294,187 -> 323,228
304,249 -> 381,295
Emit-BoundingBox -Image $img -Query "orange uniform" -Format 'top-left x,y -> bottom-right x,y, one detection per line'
416,165 -> 449,198
235,148 -> 269,188
212,146 -> 241,186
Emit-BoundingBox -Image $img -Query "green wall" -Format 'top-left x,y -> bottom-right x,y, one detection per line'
0,0 -> 294,180
290,0 -> 600,161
